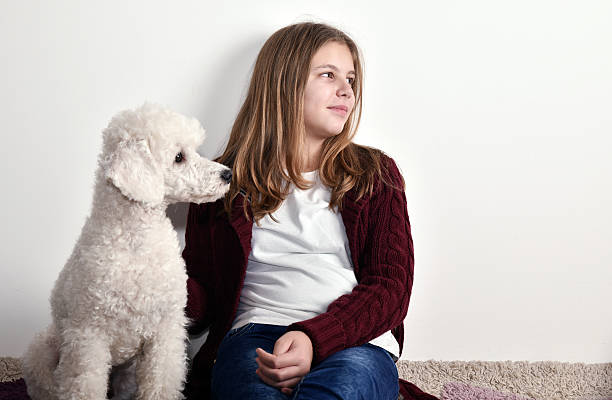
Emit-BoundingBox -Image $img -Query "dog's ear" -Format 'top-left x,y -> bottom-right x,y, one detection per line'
103,138 -> 164,206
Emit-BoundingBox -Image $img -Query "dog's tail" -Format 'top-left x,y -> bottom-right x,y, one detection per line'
21,323 -> 60,400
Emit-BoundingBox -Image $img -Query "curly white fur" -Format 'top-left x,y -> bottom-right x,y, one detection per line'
21,103 -> 231,400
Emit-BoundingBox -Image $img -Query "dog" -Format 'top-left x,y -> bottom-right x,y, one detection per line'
21,103 -> 231,400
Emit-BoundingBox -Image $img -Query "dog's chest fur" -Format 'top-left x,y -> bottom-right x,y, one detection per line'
51,201 -> 188,363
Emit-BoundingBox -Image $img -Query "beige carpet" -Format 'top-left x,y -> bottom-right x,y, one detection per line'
397,360 -> 611,400
2,357 -> 610,399
0,358 -> 21,384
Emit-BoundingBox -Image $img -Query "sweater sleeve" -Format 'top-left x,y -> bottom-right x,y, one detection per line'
287,156 -> 414,364
182,201 -> 216,335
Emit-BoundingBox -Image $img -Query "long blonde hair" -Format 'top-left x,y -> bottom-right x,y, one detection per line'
215,22 -> 402,223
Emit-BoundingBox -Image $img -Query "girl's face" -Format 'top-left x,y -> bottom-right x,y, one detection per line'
303,41 -> 356,143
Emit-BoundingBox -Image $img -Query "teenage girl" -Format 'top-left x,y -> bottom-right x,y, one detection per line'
183,22 -> 436,400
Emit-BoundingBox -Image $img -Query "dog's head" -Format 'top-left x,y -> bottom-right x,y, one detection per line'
100,103 -> 231,207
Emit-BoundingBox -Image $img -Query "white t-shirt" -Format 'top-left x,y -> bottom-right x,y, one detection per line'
231,170 -> 399,361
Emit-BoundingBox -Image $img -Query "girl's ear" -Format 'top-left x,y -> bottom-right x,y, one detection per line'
103,138 -> 164,206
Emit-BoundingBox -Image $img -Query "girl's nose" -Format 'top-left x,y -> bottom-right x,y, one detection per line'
337,81 -> 353,98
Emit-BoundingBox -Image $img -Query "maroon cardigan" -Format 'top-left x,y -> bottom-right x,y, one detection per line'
182,155 -> 438,400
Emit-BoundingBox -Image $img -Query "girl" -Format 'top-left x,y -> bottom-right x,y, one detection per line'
182,22 -> 436,400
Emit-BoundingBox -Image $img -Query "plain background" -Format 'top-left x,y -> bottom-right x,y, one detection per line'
1,1 -> 610,363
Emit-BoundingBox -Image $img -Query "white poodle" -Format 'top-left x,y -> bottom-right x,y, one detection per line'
21,103 -> 231,400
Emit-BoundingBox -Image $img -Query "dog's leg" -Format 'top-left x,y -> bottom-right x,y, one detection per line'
22,323 -> 60,400
135,318 -> 187,400
54,327 -> 112,400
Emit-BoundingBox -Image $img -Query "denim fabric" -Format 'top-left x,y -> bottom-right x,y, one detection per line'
211,323 -> 399,400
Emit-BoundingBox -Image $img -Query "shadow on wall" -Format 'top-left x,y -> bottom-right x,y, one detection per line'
166,35 -> 267,362
166,35 -> 265,232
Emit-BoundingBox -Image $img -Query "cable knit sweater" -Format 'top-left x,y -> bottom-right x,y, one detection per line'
182,155 -> 438,400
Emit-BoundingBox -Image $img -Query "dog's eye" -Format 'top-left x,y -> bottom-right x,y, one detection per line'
175,152 -> 184,163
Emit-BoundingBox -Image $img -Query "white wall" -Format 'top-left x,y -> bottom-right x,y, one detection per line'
1,0 -> 610,362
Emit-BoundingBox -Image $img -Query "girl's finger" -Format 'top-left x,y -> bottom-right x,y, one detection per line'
256,357 -> 301,382
256,368 -> 301,389
256,347 -> 295,369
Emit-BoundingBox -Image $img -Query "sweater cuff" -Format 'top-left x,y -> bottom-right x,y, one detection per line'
186,277 -> 206,329
287,313 -> 346,365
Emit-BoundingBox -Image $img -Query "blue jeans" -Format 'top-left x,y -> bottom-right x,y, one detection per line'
211,323 -> 399,400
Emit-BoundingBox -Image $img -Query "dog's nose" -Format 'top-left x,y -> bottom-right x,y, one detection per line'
220,169 -> 232,184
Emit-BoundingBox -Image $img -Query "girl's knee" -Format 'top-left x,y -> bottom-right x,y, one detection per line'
329,344 -> 397,376
293,345 -> 398,399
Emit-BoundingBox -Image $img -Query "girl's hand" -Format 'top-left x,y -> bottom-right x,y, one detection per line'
255,330 -> 313,395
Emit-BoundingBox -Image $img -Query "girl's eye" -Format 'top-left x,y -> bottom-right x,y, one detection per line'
175,152 -> 184,163
321,72 -> 355,86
